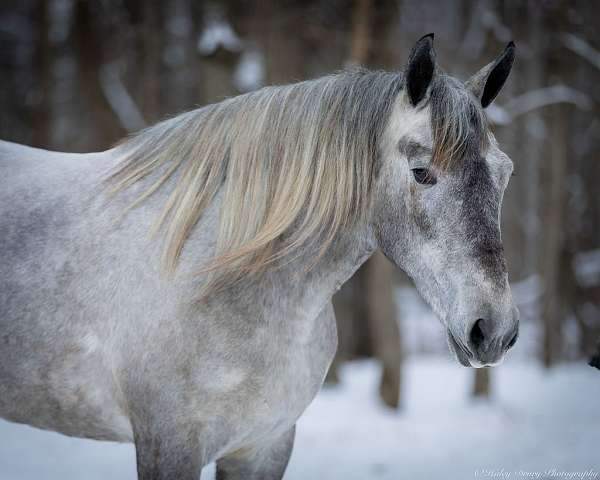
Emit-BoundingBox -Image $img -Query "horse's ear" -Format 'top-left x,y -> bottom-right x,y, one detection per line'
467,42 -> 516,108
405,33 -> 436,107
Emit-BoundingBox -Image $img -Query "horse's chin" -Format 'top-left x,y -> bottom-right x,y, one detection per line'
447,329 -> 473,367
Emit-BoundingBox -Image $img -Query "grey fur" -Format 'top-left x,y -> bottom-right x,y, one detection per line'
0,40 -> 517,479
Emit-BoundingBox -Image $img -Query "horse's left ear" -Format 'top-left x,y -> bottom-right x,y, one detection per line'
467,42 -> 516,108
405,33 -> 437,107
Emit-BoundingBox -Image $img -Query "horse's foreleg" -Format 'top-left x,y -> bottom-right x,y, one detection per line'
134,424 -> 205,480
216,425 -> 296,480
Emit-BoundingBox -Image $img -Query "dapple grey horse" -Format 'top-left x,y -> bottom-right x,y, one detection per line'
0,35 -> 518,479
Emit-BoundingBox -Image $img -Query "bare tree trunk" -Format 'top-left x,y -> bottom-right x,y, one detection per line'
162,0 -> 199,113
330,0 -> 403,408
366,252 -> 402,408
32,0 -> 51,149
73,1 -> 126,150
141,2 -> 162,122
472,368 -> 491,399
348,0 -> 373,66
540,101 -> 567,367
539,3 -> 571,367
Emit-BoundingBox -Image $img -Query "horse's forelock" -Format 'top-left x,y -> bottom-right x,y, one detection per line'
429,74 -> 490,171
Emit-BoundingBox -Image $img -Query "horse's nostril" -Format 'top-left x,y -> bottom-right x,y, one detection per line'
506,327 -> 519,350
469,318 -> 486,351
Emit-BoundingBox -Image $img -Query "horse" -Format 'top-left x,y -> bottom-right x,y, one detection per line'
0,34 -> 519,479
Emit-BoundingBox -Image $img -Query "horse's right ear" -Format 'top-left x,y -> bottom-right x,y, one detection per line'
466,42 -> 515,108
405,33 -> 437,107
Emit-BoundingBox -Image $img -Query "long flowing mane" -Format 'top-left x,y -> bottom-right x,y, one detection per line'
106,68 -> 485,296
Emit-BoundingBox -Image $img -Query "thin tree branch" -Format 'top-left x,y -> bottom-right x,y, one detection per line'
99,63 -> 147,133
562,33 -> 600,71
487,85 -> 592,125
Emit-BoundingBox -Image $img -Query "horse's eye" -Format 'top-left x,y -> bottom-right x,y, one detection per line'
412,168 -> 436,186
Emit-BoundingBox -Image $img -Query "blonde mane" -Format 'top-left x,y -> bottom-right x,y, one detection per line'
107,68 -> 483,296
106,69 -> 399,295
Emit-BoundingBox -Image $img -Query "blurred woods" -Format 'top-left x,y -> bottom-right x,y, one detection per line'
1,0 -> 598,406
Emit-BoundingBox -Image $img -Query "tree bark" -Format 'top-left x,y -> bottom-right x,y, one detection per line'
472,368 -> 491,398
32,0 -> 51,149
332,0 -> 403,408
366,252 -> 402,408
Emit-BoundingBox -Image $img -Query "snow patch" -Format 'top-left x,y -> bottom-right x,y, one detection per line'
197,13 -> 243,56
234,49 -> 265,92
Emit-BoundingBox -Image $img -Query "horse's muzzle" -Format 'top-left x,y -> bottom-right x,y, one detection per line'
447,306 -> 519,367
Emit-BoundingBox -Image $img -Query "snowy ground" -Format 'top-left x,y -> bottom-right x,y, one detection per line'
0,357 -> 598,480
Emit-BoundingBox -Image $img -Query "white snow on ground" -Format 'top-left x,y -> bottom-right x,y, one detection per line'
288,359 -> 600,480
0,357 -> 598,479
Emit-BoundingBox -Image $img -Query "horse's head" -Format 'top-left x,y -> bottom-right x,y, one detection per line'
373,34 -> 518,367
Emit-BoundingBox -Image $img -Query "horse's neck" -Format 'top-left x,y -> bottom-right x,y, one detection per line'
103,146 -> 377,320
217,225 -> 377,322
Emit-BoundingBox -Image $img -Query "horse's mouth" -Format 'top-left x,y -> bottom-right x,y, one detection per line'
447,329 -> 473,367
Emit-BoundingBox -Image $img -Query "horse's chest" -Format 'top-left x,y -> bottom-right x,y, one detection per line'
273,309 -> 335,401
223,306 -> 337,443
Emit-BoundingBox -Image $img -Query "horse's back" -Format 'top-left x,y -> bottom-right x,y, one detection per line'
0,139 -> 101,189
0,139 -> 79,184
1,141 -> 65,265
0,140 -> 103,288
0,139 -> 48,165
